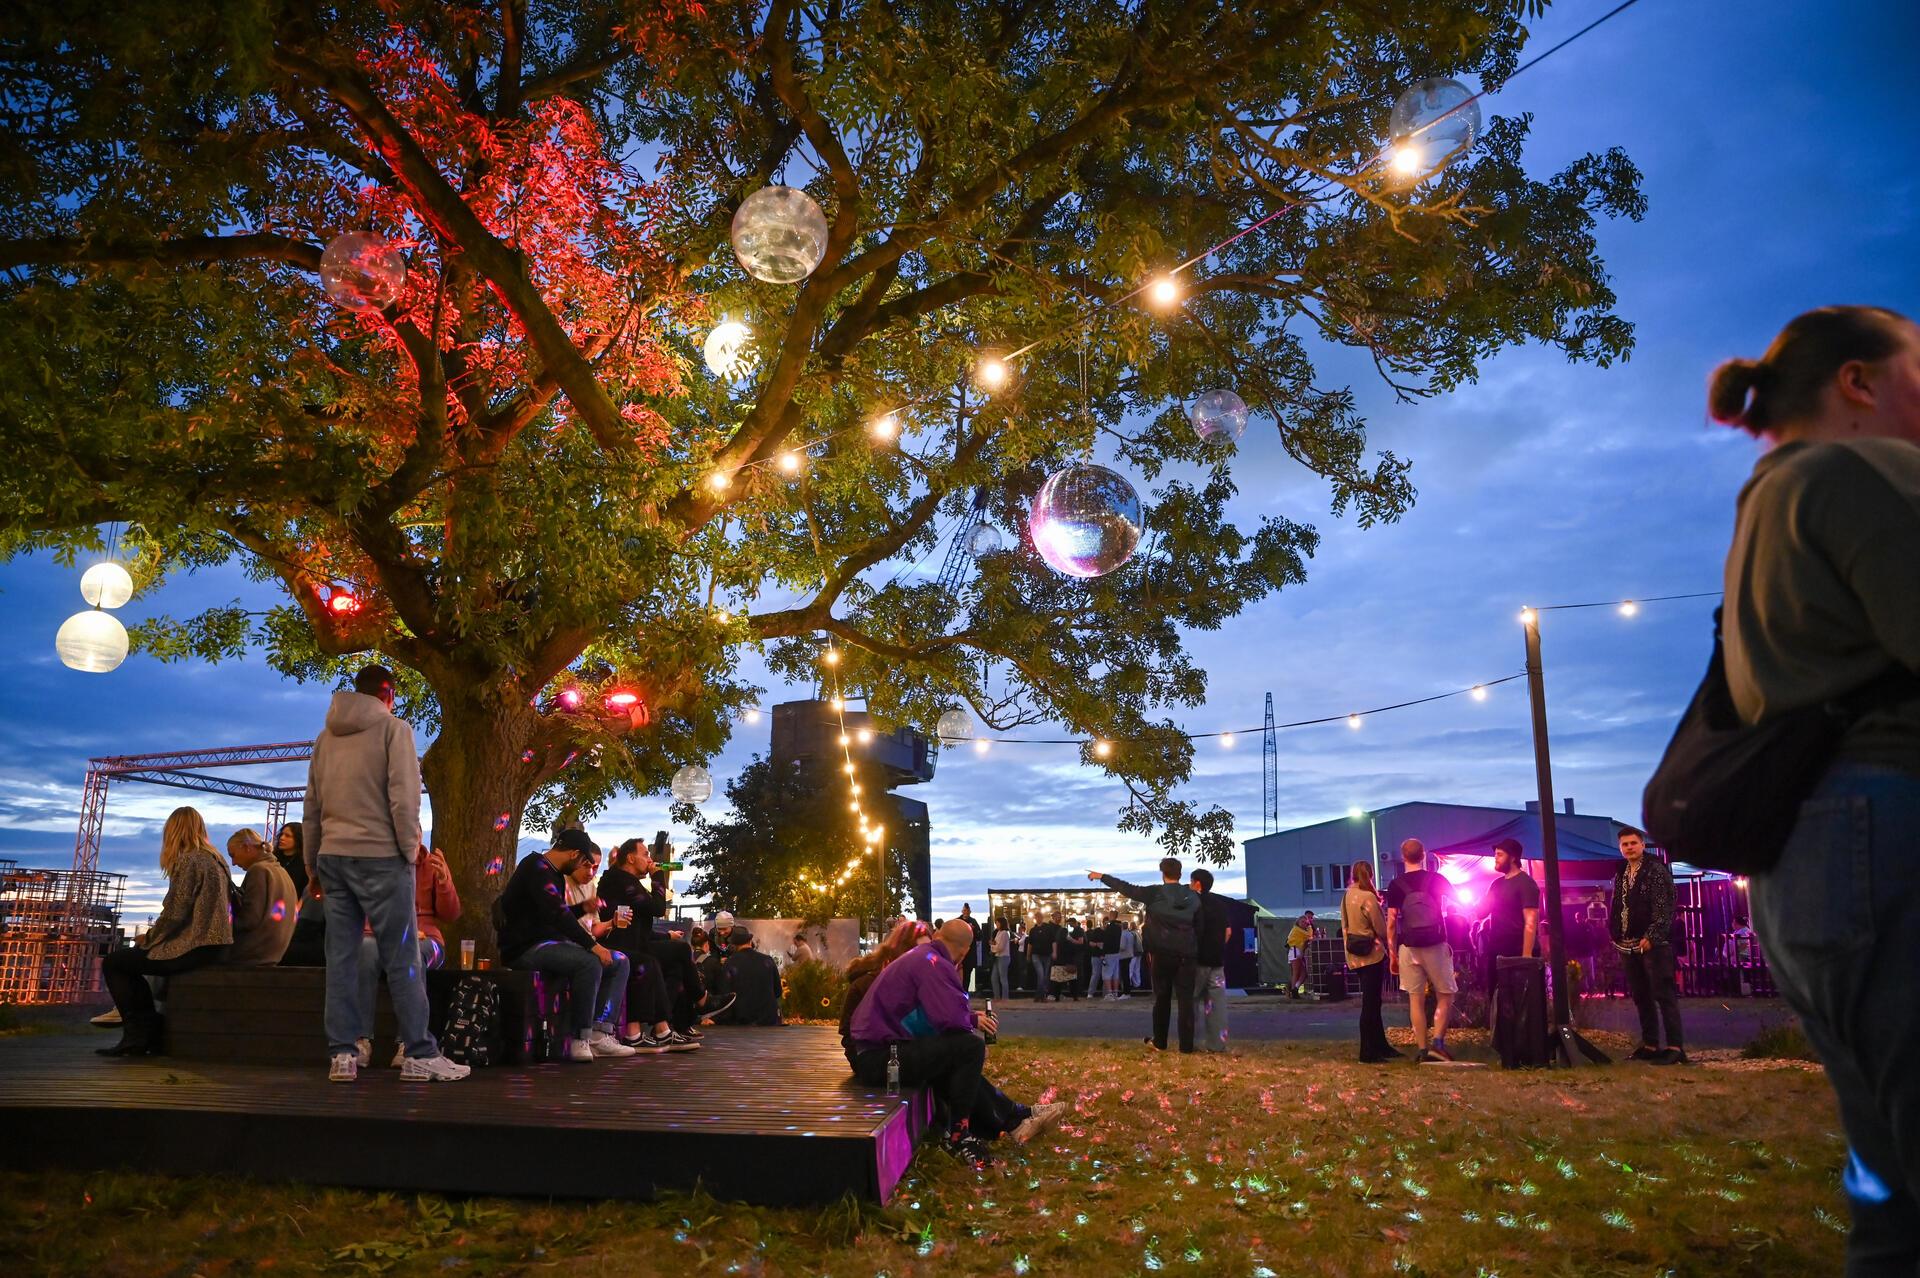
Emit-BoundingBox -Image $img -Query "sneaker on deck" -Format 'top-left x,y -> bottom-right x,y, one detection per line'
588,1030 -> 636,1058
329,1053 -> 359,1083
621,1032 -> 670,1053
90,1007 -> 122,1027
565,1038 -> 596,1063
401,1053 -> 473,1081
1011,1101 -> 1068,1144
658,1030 -> 701,1052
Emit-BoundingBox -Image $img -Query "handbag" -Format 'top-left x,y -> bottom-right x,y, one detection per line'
1048,964 -> 1077,984
1342,895 -> 1378,958
1643,609 -> 1920,874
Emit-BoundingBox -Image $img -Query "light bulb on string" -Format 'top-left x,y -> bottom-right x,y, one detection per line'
842,761 -> 856,775
1092,739 -> 1113,760
822,648 -> 841,666
1147,275 -> 1183,310
1619,600 -> 1639,617
744,709 -> 762,725
714,607 -> 731,624
856,728 -> 873,744
973,738 -> 991,756
777,450 -> 805,476
703,319 -> 757,379
1347,714 -> 1363,730
870,413 -> 901,444
1519,607 -> 1537,626
830,695 -> 845,711
1471,685 -> 1488,701
838,732 -> 851,746
974,354 -> 1012,393
708,471 -> 732,493
1220,732 -> 1235,749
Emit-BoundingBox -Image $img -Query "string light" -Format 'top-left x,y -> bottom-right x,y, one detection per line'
973,738 -> 991,755
1092,739 -> 1113,759
1519,607 -> 1537,626
714,607 -> 731,623
778,450 -> 805,475
1147,275 -> 1183,309
857,727 -> 873,744
1619,600 -> 1639,617
743,708 -> 762,725
1347,713 -> 1363,730
870,412 -> 900,443
708,471 -> 731,493
838,732 -> 851,746
830,695 -> 845,711
1471,685 -> 1488,701
1220,732 -> 1235,748
974,355 -> 1011,392
821,648 -> 841,666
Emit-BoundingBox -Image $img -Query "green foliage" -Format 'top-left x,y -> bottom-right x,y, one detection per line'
0,0 -> 1645,871
1742,1020 -> 1819,1062
782,957 -> 849,1023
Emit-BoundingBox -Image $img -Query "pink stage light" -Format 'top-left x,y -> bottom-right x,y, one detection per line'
556,687 -> 584,711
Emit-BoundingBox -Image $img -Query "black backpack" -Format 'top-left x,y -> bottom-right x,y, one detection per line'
1643,610 -> 1919,874
441,975 -> 500,1066
1395,874 -> 1446,949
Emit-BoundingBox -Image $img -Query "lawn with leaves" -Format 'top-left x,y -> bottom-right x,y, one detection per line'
0,1032 -> 1844,1277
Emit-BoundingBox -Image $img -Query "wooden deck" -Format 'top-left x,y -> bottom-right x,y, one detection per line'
0,1025 -> 931,1205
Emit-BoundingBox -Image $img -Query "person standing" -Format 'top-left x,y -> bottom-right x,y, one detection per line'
990,916 -> 1012,1000
1384,839 -> 1455,1063
1286,911 -> 1315,997
358,845 -> 462,1068
1119,920 -> 1138,996
304,666 -> 468,1083
226,827 -> 296,967
957,903 -> 981,994
1342,860 -> 1398,1063
1189,869 -> 1232,1052
1089,859 -> 1200,1053
1610,828 -> 1685,1065
96,807 -> 233,1055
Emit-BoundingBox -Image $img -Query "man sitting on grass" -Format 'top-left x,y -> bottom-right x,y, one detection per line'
848,920 -> 1064,1158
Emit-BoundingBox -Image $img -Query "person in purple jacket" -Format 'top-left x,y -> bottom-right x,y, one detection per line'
848,920 -> 1063,1156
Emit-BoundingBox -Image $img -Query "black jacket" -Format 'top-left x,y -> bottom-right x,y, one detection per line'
1098,875 -> 1200,959
1610,855 -> 1676,947
496,853 -> 597,962
719,948 -> 783,1025
1195,891 -> 1231,967
596,866 -> 665,956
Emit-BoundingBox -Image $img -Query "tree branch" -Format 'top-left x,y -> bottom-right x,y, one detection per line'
0,232 -> 321,274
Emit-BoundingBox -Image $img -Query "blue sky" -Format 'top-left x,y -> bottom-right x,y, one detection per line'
4,0 -> 1917,925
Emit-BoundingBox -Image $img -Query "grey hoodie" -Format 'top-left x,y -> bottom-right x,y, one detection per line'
302,691 -> 423,873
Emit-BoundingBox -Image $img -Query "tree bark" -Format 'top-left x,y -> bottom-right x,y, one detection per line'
419,684 -> 541,960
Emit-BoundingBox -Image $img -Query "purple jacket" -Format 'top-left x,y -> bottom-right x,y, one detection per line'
848,945 -> 973,1051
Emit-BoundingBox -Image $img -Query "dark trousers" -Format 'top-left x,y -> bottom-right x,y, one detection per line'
642,937 -> 703,1029
853,1030 -> 987,1132
1149,949 -> 1197,1052
846,1039 -> 1027,1139
101,943 -> 226,1038
1356,959 -> 1393,1060
1622,943 -> 1683,1048
618,945 -> 670,1026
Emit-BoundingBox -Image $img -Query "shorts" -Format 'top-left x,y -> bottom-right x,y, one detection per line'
1287,947 -> 1304,962
1397,942 -> 1457,997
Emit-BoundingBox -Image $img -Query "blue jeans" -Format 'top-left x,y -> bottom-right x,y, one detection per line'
1753,762 -> 1920,1277
318,855 -> 437,1060
991,954 -> 1010,1000
508,941 -> 627,1036
357,935 -> 444,1040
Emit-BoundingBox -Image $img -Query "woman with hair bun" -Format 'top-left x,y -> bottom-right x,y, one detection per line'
1711,304 -> 1920,1267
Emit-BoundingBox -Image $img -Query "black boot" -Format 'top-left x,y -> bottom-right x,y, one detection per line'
96,1015 -> 158,1056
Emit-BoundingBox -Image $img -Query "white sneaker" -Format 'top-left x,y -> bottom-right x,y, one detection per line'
588,1030 -> 635,1058
1012,1101 -> 1068,1144
566,1038 -> 595,1063
354,1037 -> 373,1068
400,1053 -> 472,1081
390,1044 -> 408,1068
91,1007 -> 122,1026
329,1053 -> 359,1083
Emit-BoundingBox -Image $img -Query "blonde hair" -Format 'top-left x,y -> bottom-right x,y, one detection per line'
1351,860 -> 1377,894
160,807 -> 225,878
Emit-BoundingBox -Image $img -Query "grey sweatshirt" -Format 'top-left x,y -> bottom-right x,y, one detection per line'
302,691 -> 423,873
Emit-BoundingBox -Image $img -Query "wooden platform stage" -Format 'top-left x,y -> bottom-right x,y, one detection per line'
0,1025 -> 931,1205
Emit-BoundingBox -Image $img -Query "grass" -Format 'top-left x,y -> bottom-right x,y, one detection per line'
1741,1020 -> 1820,1062
0,1031 -> 1847,1277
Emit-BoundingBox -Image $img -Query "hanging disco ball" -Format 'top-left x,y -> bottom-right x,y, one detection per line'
703,319 -> 757,379
319,232 -> 407,311
670,763 -> 714,805
1027,463 -> 1144,579
1387,77 -> 1481,183
1187,389 -> 1249,443
936,709 -> 974,744
968,524 -> 1003,556
55,609 -> 129,673
79,562 -> 134,610
731,185 -> 829,284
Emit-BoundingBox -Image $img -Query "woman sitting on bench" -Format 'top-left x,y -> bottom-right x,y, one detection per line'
98,807 -> 233,1056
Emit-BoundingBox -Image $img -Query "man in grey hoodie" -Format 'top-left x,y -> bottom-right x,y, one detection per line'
305,666 -> 468,1083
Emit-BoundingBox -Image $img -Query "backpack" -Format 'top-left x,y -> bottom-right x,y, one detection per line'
441,975 -> 501,1066
1643,609 -> 1920,874
1143,884 -> 1200,958
1396,875 -> 1446,949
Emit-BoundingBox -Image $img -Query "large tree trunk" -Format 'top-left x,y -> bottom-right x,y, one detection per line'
419,684 -> 542,961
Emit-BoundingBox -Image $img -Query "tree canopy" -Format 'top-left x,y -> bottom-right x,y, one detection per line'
0,0 -> 1643,903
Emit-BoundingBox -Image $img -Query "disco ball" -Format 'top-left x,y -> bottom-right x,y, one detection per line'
1027,463 -> 1143,579
80,562 -> 134,610
1387,77 -> 1481,182
671,763 -> 714,805
319,232 -> 407,311
936,709 -> 974,744
967,524 -> 1003,556
1187,389 -> 1249,442
703,319 -> 756,379
731,185 -> 829,284
55,609 -> 129,673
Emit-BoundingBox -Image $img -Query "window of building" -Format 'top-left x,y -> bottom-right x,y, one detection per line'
1300,864 -> 1326,894
1330,863 -> 1352,891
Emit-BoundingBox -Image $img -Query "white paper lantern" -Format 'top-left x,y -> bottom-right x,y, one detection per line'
670,764 -> 713,805
936,709 -> 974,744
56,609 -> 129,673
967,524 -> 1003,556
320,232 -> 407,311
1027,463 -> 1144,578
1187,389 -> 1249,443
79,562 -> 134,610
1387,77 -> 1481,183
703,319 -> 757,379
731,185 -> 829,284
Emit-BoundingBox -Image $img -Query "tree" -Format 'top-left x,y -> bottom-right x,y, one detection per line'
0,1 -> 1644,943
685,755 -> 910,926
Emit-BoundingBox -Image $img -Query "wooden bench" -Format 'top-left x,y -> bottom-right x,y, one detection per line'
163,965 -> 571,1066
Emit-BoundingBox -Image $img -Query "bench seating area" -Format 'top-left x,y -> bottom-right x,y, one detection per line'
163,965 -> 570,1065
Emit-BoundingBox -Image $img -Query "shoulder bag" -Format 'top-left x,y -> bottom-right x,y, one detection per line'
1342,892 -> 1377,959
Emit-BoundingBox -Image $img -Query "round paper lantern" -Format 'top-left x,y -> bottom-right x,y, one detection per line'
319,232 -> 407,311
670,764 -> 713,805
967,524 -> 1003,556
79,562 -> 134,610
703,319 -> 756,379
1387,77 -> 1481,182
1187,389 -> 1249,442
55,609 -> 129,673
1027,463 -> 1144,579
936,709 -> 974,744
730,185 -> 829,284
